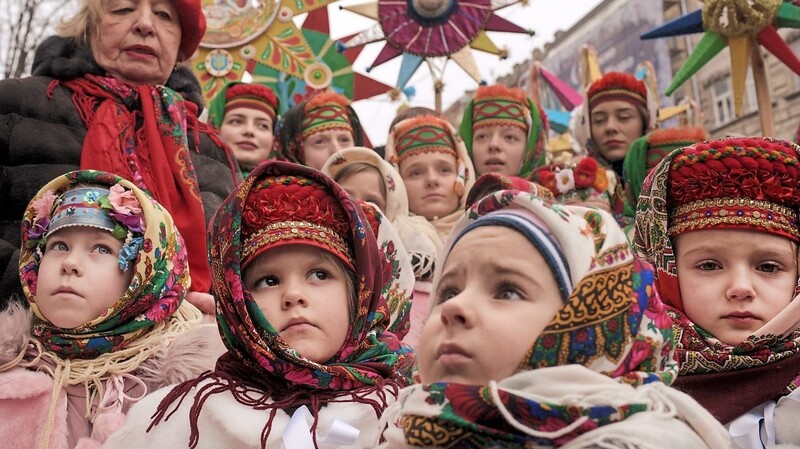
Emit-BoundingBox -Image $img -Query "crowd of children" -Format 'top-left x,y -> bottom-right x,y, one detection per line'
4,60 -> 800,449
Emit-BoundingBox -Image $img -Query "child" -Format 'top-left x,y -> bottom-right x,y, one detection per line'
385,114 -> 476,239
635,136 -> 800,448
106,161 -> 416,448
0,170 -> 215,449
577,72 -> 657,180
208,82 -> 279,177
322,147 -> 443,347
379,189 -> 730,448
459,84 -> 548,178
272,91 -> 367,170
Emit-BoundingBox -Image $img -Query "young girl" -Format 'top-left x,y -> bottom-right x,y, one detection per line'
577,72 -> 658,180
208,82 -> 279,177
322,146 -> 443,347
385,114 -> 475,239
459,84 -> 548,178
635,136 -> 800,448
272,91 -> 367,170
379,189 -> 730,448
0,170 -> 214,449
106,161 -> 416,448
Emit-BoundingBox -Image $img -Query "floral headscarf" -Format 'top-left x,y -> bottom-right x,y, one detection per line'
634,136 -> 800,423
151,162 -> 415,446
322,147 -> 443,280
19,170 -> 191,359
392,190 -> 677,447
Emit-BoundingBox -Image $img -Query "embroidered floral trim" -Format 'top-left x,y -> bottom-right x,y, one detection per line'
242,220 -> 354,267
669,197 -> 800,239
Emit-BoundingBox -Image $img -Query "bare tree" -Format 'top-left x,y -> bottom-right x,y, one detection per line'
0,0 -> 76,79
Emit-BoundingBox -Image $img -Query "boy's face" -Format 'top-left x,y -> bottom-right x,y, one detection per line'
399,151 -> 460,220
337,168 -> 387,212
589,100 -> 644,162
418,226 -> 563,385
676,229 -> 798,345
220,108 -> 274,168
243,245 -> 351,364
471,125 -> 526,176
35,226 -> 132,329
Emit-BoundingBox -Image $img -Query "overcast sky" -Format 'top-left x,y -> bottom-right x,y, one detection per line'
326,0 -> 604,145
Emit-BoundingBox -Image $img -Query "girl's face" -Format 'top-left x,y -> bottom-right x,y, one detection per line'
676,229 -> 798,345
399,152 -> 460,220
219,108 -> 274,169
243,245 -> 352,364
302,130 -> 355,170
337,168 -> 387,212
471,126 -> 527,176
35,227 -> 133,328
418,226 -> 563,385
589,100 -> 645,162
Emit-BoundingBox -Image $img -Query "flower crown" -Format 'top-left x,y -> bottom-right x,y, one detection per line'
26,183 -> 146,270
529,157 -> 617,204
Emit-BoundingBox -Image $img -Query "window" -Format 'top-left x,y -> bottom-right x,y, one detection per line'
711,76 -> 757,126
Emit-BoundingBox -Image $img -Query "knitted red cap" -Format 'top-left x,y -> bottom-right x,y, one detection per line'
173,0 -> 206,61
668,137 -> 800,241
587,72 -> 647,113
225,83 -> 278,120
241,175 -> 354,269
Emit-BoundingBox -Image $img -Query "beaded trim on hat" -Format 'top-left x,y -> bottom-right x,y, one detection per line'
47,187 -> 117,236
669,197 -> 800,241
242,220 -> 354,268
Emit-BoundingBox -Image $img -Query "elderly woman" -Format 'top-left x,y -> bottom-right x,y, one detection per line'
271,91 -> 368,170
0,0 -> 240,310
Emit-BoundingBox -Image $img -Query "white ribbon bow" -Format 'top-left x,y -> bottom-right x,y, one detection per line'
281,405 -> 360,449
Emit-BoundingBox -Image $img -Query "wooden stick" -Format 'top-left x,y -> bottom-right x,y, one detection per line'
434,80 -> 443,113
750,44 -> 775,136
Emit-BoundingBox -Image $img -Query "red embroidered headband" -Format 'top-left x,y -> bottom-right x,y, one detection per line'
587,72 -> 647,113
224,83 -> 278,121
301,92 -> 354,140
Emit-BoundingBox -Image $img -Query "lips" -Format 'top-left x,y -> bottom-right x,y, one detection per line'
281,316 -> 315,332
603,140 -> 624,148
723,311 -> 759,320
423,193 -> 445,201
235,141 -> 258,151
54,286 -> 81,298
484,158 -> 505,167
435,342 -> 470,359
125,45 -> 156,57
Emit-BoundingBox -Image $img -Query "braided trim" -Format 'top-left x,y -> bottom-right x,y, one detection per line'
669,197 -> 800,239
242,220 -> 354,266
671,142 -> 800,169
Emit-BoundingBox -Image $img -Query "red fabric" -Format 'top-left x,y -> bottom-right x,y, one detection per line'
64,75 -> 211,292
174,0 -> 206,60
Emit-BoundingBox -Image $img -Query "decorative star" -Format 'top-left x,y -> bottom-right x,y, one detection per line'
190,0 -> 392,107
340,0 -> 534,94
641,0 -> 800,116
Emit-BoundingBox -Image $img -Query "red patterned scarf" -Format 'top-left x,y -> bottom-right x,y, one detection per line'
56,74 -> 210,292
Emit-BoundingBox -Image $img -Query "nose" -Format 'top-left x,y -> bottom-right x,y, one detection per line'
438,292 -> 475,328
425,168 -> 439,187
243,121 -> 255,136
488,132 -> 502,151
281,281 -> 308,310
604,117 -> 620,134
133,6 -> 156,36
60,251 -> 84,276
726,271 -> 755,302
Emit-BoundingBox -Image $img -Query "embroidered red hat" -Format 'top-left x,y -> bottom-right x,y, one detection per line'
587,72 -> 647,114
225,83 -> 278,120
391,115 -> 457,164
241,175 -> 354,269
173,0 -> 206,61
471,84 -> 530,132
667,137 -> 800,241
301,91 -> 354,140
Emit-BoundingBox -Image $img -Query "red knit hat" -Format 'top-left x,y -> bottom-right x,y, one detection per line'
587,72 -> 647,113
174,0 -> 206,61
667,137 -> 800,241
225,83 -> 278,121
241,175 -> 354,269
